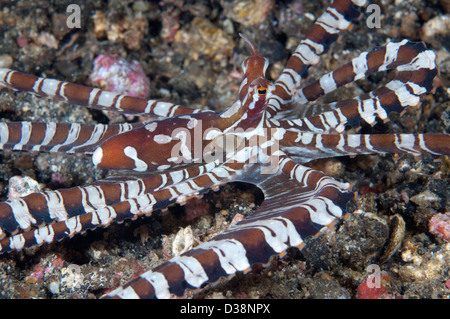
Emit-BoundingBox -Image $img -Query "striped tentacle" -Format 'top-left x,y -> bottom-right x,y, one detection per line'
0,161 -> 244,253
273,41 -> 437,133
0,175 -> 162,241
280,131 -> 450,163
0,68 -> 203,118
276,70 -> 437,134
103,158 -> 352,299
295,40 -> 436,104
266,0 -> 367,116
0,121 -> 141,154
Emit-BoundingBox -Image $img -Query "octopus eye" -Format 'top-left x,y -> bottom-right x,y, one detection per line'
257,88 -> 267,95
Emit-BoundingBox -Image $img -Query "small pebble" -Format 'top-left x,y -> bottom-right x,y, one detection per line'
48,281 -> 60,295
421,14 -> 450,46
7,176 -> 42,199
0,54 -> 13,68
410,190 -> 441,208
220,0 -> 275,27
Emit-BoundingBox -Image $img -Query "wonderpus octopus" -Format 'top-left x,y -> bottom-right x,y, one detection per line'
0,0 -> 449,299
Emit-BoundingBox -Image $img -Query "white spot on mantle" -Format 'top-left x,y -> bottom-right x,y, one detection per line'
124,146 -> 148,171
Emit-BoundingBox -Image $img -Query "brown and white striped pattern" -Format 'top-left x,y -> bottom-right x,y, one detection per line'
105,158 -> 353,299
273,56 -> 437,134
266,0 -> 368,117
0,0 -> 448,299
294,40 -> 435,104
280,132 -> 450,163
0,121 -> 140,154
270,40 -> 437,127
0,68 -> 203,118
0,160 -> 245,253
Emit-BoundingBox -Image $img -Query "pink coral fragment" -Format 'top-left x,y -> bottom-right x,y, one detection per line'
429,212 -> 450,241
89,54 -> 150,98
